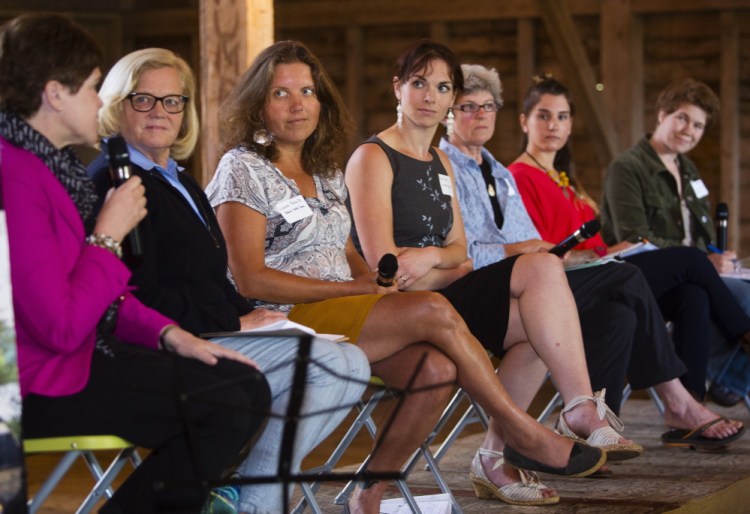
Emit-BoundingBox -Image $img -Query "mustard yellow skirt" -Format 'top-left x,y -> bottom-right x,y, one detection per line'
288,294 -> 386,344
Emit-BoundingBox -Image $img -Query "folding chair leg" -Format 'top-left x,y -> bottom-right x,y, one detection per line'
430,397 -> 487,467
333,457 -> 425,513
28,450 -> 83,514
417,444 -> 462,514
647,386 -> 665,416
76,448 -> 137,514
537,391 -> 562,423
82,451 -> 115,499
298,481 -> 324,514
293,390 -> 385,514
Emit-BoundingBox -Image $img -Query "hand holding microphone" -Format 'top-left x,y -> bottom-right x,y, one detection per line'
376,253 -> 399,287
548,219 -> 601,257
106,136 -> 143,258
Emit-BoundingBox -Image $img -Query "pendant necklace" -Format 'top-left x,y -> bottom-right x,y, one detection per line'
525,151 -> 570,198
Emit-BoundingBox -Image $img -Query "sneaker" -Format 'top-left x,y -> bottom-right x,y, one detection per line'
201,485 -> 240,514
708,383 -> 742,407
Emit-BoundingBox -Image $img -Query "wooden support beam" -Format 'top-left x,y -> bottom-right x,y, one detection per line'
430,22 -> 449,44
536,0 -> 618,169
345,25 -> 364,149
275,0 -> 747,30
199,0 -> 273,186
600,0 -> 643,154
719,11 -> 740,249
516,18 -> 536,119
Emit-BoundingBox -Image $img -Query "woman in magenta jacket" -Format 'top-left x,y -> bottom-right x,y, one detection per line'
0,14 -> 270,513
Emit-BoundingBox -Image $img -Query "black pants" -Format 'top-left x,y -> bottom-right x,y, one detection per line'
22,343 -> 271,514
567,262 -> 686,413
626,246 -> 750,399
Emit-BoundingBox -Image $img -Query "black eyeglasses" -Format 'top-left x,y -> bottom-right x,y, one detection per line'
453,102 -> 502,113
127,92 -> 189,114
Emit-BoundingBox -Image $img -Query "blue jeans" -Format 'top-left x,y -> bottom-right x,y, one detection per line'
213,335 -> 370,514
709,277 -> 750,396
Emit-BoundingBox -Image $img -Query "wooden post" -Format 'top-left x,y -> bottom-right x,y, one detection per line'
719,11 -> 740,251
600,0 -> 643,154
199,0 -> 274,186
346,25 -> 364,149
516,18 -> 535,151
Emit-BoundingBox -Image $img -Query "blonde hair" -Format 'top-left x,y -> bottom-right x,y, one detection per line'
98,48 -> 199,160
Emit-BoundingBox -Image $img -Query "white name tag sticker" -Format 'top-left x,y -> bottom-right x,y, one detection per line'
275,195 -> 313,224
438,174 -> 453,196
504,178 -> 517,196
690,179 -> 709,199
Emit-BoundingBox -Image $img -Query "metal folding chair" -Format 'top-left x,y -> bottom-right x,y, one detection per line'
24,434 -> 141,514
294,377 -> 461,514
423,387 -> 488,468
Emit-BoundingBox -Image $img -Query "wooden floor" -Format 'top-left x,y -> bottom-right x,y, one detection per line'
24,388 -> 750,513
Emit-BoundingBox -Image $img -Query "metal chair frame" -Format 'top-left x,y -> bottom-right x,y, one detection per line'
24,435 -> 141,514
294,383 -> 462,514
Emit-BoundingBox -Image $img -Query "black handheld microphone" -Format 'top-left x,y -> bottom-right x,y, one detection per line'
716,202 -> 729,252
107,136 -> 142,258
548,219 -> 601,257
376,253 -> 398,287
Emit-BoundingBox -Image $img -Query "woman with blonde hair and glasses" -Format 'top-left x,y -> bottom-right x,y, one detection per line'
1,15 -> 270,514
88,47 -> 372,514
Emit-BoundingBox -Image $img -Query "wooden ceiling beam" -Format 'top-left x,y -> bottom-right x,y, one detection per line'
536,0 -> 618,169
276,0 -> 748,29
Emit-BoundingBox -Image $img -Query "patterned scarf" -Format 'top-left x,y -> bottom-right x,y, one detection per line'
0,110 -> 118,356
0,110 -> 99,233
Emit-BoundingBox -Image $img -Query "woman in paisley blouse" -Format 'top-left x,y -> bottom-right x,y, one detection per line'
206,40 -> 606,513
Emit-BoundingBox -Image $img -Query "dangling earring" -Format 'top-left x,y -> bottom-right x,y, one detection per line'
253,127 -> 273,147
446,108 -> 455,137
396,101 -> 403,129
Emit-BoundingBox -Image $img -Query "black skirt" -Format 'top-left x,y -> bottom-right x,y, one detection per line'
437,255 -> 519,357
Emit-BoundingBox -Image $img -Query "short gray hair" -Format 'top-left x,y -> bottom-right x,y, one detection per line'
460,64 -> 503,107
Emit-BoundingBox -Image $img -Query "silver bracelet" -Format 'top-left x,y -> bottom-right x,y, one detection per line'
159,325 -> 178,350
85,233 -> 123,259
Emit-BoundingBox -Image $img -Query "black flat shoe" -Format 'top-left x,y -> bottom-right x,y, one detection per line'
503,441 -> 606,478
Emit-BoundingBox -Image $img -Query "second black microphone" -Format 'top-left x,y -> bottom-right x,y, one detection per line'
107,136 -> 143,258
376,253 -> 399,287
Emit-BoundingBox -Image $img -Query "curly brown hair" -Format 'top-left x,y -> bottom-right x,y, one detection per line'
219,40 -> 352,177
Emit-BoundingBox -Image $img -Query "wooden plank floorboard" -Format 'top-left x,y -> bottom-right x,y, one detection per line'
295,398 -> 750,513
25,396 -> 750,513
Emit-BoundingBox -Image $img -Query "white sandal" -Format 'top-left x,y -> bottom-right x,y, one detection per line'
558,389 -> 643,461
469,448 -> 559,506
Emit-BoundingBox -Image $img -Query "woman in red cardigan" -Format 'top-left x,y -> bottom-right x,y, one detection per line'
508,76 -> 745,447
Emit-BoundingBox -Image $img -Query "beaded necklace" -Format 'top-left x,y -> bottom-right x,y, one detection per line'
525,150 -> 570,198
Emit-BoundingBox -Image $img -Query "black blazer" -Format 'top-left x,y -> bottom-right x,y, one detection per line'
88,147 -> 252,336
